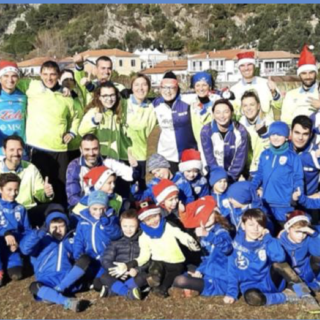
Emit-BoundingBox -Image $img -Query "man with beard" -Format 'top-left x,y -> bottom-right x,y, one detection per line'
281,45 -> 320,125
0,135 -> 54,227
66,134 -> 138,209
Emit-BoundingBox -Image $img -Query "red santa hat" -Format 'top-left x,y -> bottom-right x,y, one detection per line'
297,45 -> 318,75
284,210 -> 310,232
0,61 -> 19,77
178,149 -> 202,173
152,179 -> 179,204
136,199 -> 161,221
237,51 -> 255,67
83,166 -> 115,190
180,196 -> 217,229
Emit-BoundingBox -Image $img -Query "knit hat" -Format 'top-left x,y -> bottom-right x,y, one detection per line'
284,210 -> 310,232
237,51 -> 255,67
44,203 -> 69,228
209,167 -> 228,187
161,71 -> 178,87
147,153 -> 170,173
83,166 -> 115,190
88,190 -> 108,207
190,72 -> 213,89
268,121 -> 289,138
163,71 -> 177,80
179,149 -> 202,172
0,61 -> 19,77
180,196 -> 217,228
227,181 -> 255,205
297,45 -> 318,76
152,179 -> 179,204
136,199 -> 161,221
60,71 -> 74,84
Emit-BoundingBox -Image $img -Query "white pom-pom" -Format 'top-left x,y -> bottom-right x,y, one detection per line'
309,45 -> 315,50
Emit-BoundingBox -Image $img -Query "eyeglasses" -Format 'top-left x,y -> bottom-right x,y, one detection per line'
100,94 -> 116,99
160,86 -> 177,91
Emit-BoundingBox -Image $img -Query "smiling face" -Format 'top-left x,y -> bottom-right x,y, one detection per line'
99,87 -> 117,109
163,194 -> 179,212
160,79 -> 178,102
183,169 -> 199,181
195,80 -> 210,98
3,139 -> 23,169
151,168 -> 171,180
269,134 -> 286,148
132,77 -> 149,103
80,139 -> 100,167
41,67 -> 59,89
97,60 -> 113,82
89,204 -> 106,220
299,70 -> 317,89
0,181 -> 19,202
143,213 -> 161,228
0,72 -> 19,93
121,218 -> 139,238
239,63 -> 255,81
213,178 -> 228,194
242,96 -> 260,121
291,124 -> 311,150
213,103 -> 232,128
242,218 -> 264,242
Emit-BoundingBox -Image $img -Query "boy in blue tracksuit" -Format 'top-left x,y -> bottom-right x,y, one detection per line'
171,196 -> 233,298
279,210 -> 320,291
132,153 -> 194,205
224,208 -> 318,309
20,204 -> 89,312
175,149 -> 209,200
0,173 -> 31,283
73,190 -> 121,290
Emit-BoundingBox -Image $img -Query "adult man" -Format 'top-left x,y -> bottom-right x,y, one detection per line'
73,54 -> 125,105
18,60 -> 79,207
231,51 -> 280,119
0,135 -> 54,226
281,45 -> 320,125
152,72 -> 197,174
0,61 -> 27,155
66,133 -> 138,208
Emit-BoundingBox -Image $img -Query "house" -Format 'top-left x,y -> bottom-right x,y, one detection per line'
79,49 -> 141,76
134,48 -> 168,69
18,57 -> 54,76
141,60 -> 188,86
188,49 -> 299,84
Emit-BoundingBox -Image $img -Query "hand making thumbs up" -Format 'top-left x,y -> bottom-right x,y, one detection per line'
44,176 -> 54,198
267,76 -> 277,97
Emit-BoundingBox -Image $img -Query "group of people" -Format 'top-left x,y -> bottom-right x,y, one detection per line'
1,43 -> 320,313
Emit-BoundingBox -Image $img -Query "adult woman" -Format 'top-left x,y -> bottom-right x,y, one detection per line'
120,74 -> 157,179
78,81 -> 121,160
200,99 -> 248,182
239,90 -> 273,178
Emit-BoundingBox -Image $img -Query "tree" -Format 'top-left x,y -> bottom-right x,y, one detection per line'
124,31 -> 141,52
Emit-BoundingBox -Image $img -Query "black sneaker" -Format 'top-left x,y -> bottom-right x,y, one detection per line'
152,287 -> 169,298
64,298 -> 85,312
146,275 -> 161,288
100,286 -> 108,298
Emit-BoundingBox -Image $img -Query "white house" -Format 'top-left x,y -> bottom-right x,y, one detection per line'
18,57 -> 54,76
134,48 -> 169,69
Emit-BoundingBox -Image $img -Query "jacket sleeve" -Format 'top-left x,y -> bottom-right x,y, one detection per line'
251,152 -> 264,190
265,233 -> 286,263
130,233 -> 151,267
68,98 -> 82,136
200,124 -> 217,168
298,194 -> 320,209
101,216 -> 122,241
171,224 -> 196,246
205,230 -> 233,255
228,126 -> 249,181
20,207 -> 32,240
73,224 -> 86,260
74,67 -> 90,106
280,93 -> 294,125
78,109 -> 97,137
101,241 -> 118,270
66,160 -> 82,207
308,229 -> 320,256
292,156 -> 304,193
198,182 -> 210,198
146,107 -> 158,137
226,254 -> 240,299
20,228 -> 46,256
178,181 -> 194,205
17,78 -> 32,94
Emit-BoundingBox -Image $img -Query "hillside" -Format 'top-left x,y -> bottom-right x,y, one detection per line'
1,4 -> 320,60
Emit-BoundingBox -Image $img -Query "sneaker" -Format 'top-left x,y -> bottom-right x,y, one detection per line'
283,288 -> 300,304
127,287 -> 141,300
146,275 -> 161,288
152,287 -> 169,298
63,298 -> 84,312
100,286 -> 109,298
54,285 -> 63,293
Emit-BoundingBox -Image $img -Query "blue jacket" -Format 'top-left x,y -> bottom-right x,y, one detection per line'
73,208 -> 121,260
201,121 -> 248,182
174,171 -> 209,200
20,213 -> 74,285
289,141 -> 320,196
227,229 -> 285,299
0,88 -> 27,155
0,198 -> 30,241
251,146 -> 304,207
198,224 -> 233,296
132,174 -> 194,205
279,227 -> 320,285
152,95 -> 197,162
211,191 -> 230,218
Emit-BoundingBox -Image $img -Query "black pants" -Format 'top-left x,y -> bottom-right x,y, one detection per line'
173,273 -> 204,293
30,147 -> 69,208
27,203 -> 53,228
168,161 -> 179,176
100,272 -> 147,289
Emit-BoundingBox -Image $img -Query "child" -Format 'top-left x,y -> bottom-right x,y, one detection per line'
175,149 -> 209,199
101,209 -> 145,300
279,210 -> 320,291
73,190 -> 121,291
72,166 -> 123,225
0,173 -> 31,284
132,153 -> 194,205
171,196 -> 233,298
224,208 -> 318,309
20,204 -> 88,312
108,199 -> 200,297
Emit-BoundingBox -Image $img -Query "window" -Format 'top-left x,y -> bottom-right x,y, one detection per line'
199,61 -> 202,71
277,61 -> 290,70
119,60 -> 123,67
265,62 -> 275,71
193,61 -> 196,71
131,59 -> 136,67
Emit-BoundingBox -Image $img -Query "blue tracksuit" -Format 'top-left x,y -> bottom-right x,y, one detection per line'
227,230 -> 286,302
0,198 -> 31,270
73,208 -> 121,277
174,171 -> 209,200
279,227 -> 320,290
132,174 -> 194,205
197,224 -> 233,296
211,191 -> 230,218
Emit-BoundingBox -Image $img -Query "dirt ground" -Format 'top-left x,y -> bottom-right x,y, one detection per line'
1,127 -> 319,319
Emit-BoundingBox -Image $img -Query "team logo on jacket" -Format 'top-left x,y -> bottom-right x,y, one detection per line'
235,251 -> 249,270
14,211 -> 21,222
258,249 -> 266,261
194,186 -> 201,194
279,156 -> 287,165
222,199 -> 230,208
0,212 -> 7,227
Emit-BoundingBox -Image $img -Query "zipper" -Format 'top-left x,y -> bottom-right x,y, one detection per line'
92,222 -> 98,254
271,155 -> 277,168
57,242 -> 63,272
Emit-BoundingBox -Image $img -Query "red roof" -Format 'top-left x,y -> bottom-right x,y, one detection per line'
142,60 -> 187,74
79,49 -> 138,58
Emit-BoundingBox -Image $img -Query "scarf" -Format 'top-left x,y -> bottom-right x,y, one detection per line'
270,141 -> 289,155
140,217 -> 166,239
